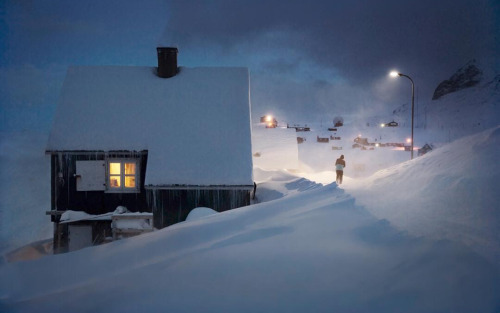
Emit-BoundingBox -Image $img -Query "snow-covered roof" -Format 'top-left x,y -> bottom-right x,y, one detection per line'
47,66 -> 253,186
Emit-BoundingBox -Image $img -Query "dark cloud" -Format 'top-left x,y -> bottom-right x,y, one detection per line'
162,0 -> 498,121
1,0 -> 497,130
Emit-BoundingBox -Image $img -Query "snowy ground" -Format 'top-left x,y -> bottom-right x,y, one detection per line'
0,131 -> 52,258
1,72 -> 499,311
1,126 -> 499,312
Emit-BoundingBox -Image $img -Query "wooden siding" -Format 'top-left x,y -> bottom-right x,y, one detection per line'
147,188 -> 251,229
49,151 -> 149,219
54,221 -> 112,254
48,150 -> 252,252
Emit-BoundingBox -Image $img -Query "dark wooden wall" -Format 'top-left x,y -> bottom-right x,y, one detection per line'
147,188 -> 251,229
50,151 -> 149,219
49,150 -> 252,252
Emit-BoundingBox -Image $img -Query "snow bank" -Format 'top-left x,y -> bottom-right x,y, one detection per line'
253,168 -> 322,202
60,210 -> 93,222
1,181 -> 499,312
0,131 -> 52,256
346,126 -> 500,264
185,207 -> 218,221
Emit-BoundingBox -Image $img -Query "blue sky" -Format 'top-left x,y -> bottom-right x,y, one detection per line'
1,0 -> 498,131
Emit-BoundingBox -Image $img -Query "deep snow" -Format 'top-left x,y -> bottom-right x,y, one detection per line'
345,126 -> 500,265
0,131 -> 52,257
1,127 -> 499,312
1,62 -> 499,312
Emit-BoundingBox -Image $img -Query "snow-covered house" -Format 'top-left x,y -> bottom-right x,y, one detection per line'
46,48 -> 254,252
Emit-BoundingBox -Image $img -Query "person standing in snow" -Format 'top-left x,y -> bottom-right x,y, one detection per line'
335,155 -> 346,184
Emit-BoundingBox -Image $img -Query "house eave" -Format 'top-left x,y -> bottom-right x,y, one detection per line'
45,150 -> 148,155
145,184 -> 254,191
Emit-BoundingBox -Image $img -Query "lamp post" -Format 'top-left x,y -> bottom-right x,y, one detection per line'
390,71 -> 415,160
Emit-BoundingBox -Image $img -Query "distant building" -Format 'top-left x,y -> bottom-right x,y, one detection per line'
46,47 -> 254,253
261,115 -> 278,128
418,144 -> 433,156
354,137 -> 369,145
382,121 -> 399,127
317,136 -> 329,143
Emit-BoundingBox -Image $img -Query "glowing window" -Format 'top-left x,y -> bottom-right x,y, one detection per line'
107,160 -> 139,192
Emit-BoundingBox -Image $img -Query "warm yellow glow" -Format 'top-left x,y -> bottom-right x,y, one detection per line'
125,176 -> 136,188
110,176 -> 121,188
375,143 -> 380,147
380,123 -> 385,127
124,163 -> 136,175
390,71 -> 399,77
109,162 -> 121,175
266,115 -> 273,122
406,138 -> 412,143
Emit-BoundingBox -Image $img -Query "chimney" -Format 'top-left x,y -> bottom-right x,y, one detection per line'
157,47 -> 178,78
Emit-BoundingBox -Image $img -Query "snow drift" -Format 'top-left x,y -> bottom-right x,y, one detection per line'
1,128 -> 500,312
346,126 -> 500,265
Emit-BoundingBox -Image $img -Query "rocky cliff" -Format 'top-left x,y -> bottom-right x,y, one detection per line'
432,60 -> 482,100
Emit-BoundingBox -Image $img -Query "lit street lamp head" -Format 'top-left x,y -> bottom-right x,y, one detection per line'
388,69 -> 415,160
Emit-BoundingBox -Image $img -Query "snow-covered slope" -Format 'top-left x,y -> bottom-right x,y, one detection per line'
1,58 -> 499,312
346,126 -> 500,264
423,74 -> 499,141
0,132 -> 52,256
1,126 -> 500,312
1,179 -> 499,313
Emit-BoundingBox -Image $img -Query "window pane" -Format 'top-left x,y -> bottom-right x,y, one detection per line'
110,175 -> 121,187
125,176 -> 136,188
124,163 -> 136,175
109,162 -> 121,175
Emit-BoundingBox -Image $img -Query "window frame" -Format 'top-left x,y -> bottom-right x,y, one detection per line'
105,158 -> 140,193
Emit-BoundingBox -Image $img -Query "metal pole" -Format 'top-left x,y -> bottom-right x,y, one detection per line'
398,73 -> 415,160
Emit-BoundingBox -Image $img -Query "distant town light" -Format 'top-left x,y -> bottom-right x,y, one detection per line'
406,138 -> 412,143
380,123 -> 385,127
265,115 -> 273,122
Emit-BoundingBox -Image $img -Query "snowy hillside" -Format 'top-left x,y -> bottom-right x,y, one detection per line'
1,59 -> 499,312
1,126 -> 500,312
346,126 -> 500,264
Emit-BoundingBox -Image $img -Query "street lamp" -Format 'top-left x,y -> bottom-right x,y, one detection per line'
390,71 -> 415,159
